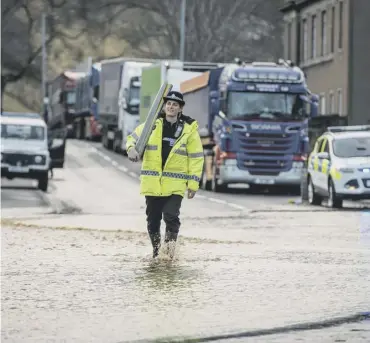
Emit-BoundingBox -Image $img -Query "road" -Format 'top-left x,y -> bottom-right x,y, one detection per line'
1,179 -> 48,209
86,141 -> 298,210
2,139 -> 370,343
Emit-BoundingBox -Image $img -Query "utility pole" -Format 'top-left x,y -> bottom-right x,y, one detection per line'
41,13 -> 47,111
179,0 -> 186,61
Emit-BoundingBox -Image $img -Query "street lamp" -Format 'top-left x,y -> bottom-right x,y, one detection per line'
179,0 -> 186,61
41,13 -> 48,111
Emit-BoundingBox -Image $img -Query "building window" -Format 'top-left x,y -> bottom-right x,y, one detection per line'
311,15 -> 317,58
320,93 -> 326,115
302,18 -> 308,61
338,1 -> 343,49
321,11 -> 327,56
331,6 -> 335,53
329,92 -> 335,114
337,89 -> 343,115
287,22 -> 292,59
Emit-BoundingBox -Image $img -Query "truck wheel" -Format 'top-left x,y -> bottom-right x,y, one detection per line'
211,162 -> 227,193
102,132 -> 113,150
113,131 -> 123,153
38,172 -> 49,192
201,168 -> 211,191
79,119 -> 86,140
113,138 -> 121,153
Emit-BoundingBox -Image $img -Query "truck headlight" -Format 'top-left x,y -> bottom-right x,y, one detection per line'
34,155 -> 43,163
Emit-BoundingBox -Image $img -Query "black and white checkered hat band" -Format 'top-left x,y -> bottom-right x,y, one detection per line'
166,94 -> 183,102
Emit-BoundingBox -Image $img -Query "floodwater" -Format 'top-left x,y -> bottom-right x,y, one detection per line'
2,220 -> 370,343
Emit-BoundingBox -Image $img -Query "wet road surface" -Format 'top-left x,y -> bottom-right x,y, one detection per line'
2,139 -> 370,342
1,178 -> 48,209
83,140 -> 370,211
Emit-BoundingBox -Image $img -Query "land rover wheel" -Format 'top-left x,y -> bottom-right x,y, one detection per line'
308,175 -> 322,205
38,172 -> 49,192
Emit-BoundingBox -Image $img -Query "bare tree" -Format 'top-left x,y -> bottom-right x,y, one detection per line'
1,0 -> 145,110
109,0 -> 284,62
1,0 -> 284,111
3,1 -> 55,98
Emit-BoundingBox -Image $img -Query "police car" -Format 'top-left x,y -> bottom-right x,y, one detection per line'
1,116 -> 50,191
307,125 -> 370,208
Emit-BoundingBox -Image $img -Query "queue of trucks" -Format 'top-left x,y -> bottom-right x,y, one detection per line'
44,56 -> 319,193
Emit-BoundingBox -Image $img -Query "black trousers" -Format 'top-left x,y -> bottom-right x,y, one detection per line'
145,195 -> 183,249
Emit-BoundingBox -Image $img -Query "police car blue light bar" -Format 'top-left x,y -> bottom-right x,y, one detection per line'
327,125 -> 370,133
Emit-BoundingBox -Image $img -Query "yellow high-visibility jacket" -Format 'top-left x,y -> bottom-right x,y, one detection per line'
126,115 -> 204,197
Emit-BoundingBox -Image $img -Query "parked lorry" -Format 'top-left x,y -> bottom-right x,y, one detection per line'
99,57 -> 156,150
139,60 -> 222,124
74,62 -> 102,141
114,61 -> 153,153
180,60 -> 319,192
46,70 -> 85,167
47,70 -> 85,135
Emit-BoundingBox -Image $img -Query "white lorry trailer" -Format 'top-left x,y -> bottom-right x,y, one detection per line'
114,61 -> 153,153
139,60 -> 221,124
98,57 -> 155,150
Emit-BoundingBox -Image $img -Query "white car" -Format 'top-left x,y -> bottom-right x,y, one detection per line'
307,125 -> 370,208
1,116 -> 50,191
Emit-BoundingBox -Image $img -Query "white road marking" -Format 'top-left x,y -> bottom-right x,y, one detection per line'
208,197 -> 227,204
129,172 -> 138,178
111,161 -> 118,167
118,166 -> 128,172
103,155 -> 111,162
227,203 -> 246,210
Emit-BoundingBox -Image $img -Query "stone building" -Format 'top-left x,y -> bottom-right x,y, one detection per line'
280,0 -> 370,124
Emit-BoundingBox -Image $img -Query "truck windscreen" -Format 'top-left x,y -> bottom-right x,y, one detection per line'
227,91 -> 305,119
129,87 -> 140,104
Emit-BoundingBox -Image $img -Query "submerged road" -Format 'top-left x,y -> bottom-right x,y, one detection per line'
1,139 -> 370,343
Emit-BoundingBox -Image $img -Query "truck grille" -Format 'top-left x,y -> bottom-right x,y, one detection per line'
235,131 -> 299,175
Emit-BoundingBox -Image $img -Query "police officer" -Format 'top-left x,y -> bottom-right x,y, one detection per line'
126,91 -> 204,258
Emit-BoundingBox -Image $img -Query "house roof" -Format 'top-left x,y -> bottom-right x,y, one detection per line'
280,0 -> 323,13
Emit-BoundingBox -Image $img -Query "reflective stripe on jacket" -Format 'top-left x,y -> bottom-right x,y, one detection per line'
126,117 -> 204,197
